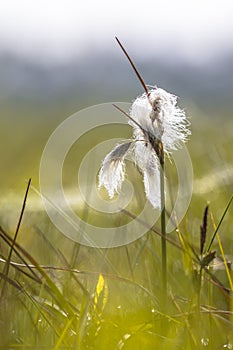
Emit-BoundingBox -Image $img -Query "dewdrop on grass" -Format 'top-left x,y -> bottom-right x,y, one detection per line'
98,87 -> 190,208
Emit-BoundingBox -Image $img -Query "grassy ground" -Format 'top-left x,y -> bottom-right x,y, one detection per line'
0,104 -> 233,349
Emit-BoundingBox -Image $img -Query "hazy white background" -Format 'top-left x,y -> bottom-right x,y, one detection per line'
0,0 -> 233,65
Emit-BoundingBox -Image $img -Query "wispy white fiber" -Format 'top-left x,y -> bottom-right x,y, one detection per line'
98,87 -> 190,208
130,88 -> 191,153
98,142 -> 132,198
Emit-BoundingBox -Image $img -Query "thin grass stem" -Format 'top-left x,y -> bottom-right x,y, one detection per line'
115,37 -> 151,102
0,179 -> 31,298
207,194 -> 233,252
125,246 -> 134,281
159,144 -> 167,301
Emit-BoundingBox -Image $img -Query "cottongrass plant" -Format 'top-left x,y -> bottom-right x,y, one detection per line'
99,38 -> 191,299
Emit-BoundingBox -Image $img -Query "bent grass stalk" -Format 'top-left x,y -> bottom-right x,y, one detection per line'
0,178 -> 31,299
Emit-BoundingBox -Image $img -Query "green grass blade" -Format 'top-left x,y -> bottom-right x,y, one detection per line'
216,233 -> 233,291
53,316 -> 75,350
207,194 -> 233,252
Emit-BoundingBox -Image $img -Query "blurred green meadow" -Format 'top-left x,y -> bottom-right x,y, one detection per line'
0,55 -> 233,349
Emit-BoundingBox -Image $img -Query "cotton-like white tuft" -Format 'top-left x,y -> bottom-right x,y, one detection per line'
130,88 -> 191,154
98,86 -> 190,209
143,169 -> 161,209
98,142 -> 131,198
133,137 -> 161,208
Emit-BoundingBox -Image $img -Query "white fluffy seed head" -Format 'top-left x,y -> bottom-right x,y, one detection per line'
130,87 -> 191,153
98,86 -> 190,209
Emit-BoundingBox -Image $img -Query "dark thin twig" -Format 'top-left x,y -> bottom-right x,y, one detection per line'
0,254 -> 40,284
159,145 -> 167,298
0,272 -> 22,291
7,179 -> 31,268
1,179 -> 31,297
112,103 -> 144,131
115,37 -> 151,102
204,267 -> 231,295
0,228 -> 40,281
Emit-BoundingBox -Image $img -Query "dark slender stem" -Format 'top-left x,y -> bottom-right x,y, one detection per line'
196,268 -> 202,312
0,178 -> 31,298
115,37 -> 151,103
9,179 -> 32,263
159,144 -> 167,299
112,104 -> 145,132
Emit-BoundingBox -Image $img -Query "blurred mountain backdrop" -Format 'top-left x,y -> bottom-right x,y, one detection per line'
0,51 -> 233,115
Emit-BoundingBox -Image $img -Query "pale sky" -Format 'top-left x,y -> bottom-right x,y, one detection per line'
0,0 -> 232,64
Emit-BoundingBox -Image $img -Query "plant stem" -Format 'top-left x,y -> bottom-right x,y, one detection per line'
0,178 -> 31,299
207,194 -> 233,252
159,143 -> 167,299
